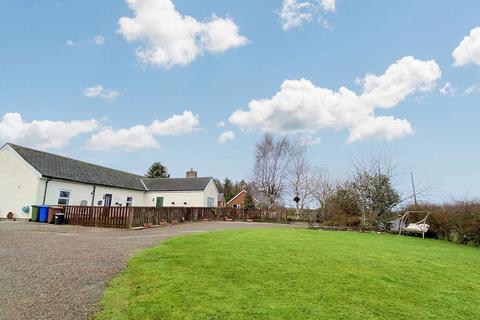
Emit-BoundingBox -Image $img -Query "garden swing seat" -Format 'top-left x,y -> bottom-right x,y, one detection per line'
397,211 -> 430,239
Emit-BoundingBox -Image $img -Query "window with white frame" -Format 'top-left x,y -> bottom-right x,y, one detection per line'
207,197 -> 215,207
126,197 -> 133,207
58,190 -> 71,205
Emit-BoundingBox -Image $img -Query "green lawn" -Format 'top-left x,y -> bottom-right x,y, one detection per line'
96,229 -> 480,320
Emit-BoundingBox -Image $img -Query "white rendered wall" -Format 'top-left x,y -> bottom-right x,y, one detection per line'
202,179 -> 219,207
145,191 -> 205,207
40,180 -> 216,207
41,180 -> 145,207
0,146 -> 42,219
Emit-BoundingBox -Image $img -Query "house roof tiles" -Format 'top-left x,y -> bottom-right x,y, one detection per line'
143,177 -> 212,192
7,143 -> 212,192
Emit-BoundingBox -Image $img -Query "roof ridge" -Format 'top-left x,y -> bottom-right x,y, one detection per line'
144,176 -> 212,180
139,178 -> 149,191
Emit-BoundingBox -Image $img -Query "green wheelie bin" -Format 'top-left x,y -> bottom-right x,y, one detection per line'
31,206 -> 39,222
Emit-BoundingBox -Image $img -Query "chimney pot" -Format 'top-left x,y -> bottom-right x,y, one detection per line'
186,168 -> 197,178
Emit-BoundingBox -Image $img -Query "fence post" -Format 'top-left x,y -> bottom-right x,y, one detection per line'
127,207 -> 134,229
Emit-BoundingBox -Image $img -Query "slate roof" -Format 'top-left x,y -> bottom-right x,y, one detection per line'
7,144 -> 212,192
143,177 -> 212,192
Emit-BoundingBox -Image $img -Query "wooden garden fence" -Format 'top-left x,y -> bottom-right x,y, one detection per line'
62,205 -> 292,229
63,206 -> 132,229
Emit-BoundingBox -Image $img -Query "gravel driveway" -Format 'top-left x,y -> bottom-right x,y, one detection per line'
0,221 -> 294,320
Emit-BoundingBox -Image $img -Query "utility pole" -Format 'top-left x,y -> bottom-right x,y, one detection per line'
410,172 -> 418,207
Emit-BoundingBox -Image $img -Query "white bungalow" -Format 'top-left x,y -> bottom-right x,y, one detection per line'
0,143 -> 219,220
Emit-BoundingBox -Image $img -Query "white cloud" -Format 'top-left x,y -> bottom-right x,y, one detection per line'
66,40 -> 77,47
453,27 -> 480,67
85,111 -> 200,151
319,0 -> 336,12
149,111 -> 200,135
85,125 -> 159,151
439,82 -> 457,96
360,56 -> 440,108
216,121 -> 226,128
463,83 -> 480,95
278,0 -> 336,31
199,15 -> 248,53
279,0 -> 313,31
218,130 -> 235,143
299,135 -> 321,145
93,35 -> 105,45
83,85 -> 120,101
0,113 -> 98,149
117,0 -> 247,69
347,117 -> 413,143
438,82 -> 479,96
83,85 -> 103,97
229,56 -> 441,143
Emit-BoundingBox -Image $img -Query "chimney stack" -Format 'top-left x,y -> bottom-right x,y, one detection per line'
186,168 -> 197,178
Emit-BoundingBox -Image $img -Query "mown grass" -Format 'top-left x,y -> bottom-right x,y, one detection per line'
96,229 -> 480,320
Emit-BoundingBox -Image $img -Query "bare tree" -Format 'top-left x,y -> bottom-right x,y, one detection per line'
253,133 -> 292,209
288,145 -> 320,219
310,170 -> 336,220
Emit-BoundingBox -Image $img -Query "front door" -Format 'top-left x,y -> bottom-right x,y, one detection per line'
156,197 -> 164,208
104,194 -> 113,207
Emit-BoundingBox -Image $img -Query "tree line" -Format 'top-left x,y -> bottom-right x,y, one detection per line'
250,133 -> 403,228
143,134 -> 406,228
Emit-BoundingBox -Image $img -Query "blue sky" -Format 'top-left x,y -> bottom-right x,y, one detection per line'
0,0 -> 479,202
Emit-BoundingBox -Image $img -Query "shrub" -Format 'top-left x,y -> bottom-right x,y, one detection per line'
318,183 -> 362,224
403,201 -> 480,246
321,213 -> 361,227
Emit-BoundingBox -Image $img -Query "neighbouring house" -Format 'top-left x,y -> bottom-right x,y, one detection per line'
0,143 -> 219,220
218,193 -> 226,207
226,189 -> 266,209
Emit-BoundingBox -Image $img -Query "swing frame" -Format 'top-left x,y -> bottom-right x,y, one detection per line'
397,211 -> 430,239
